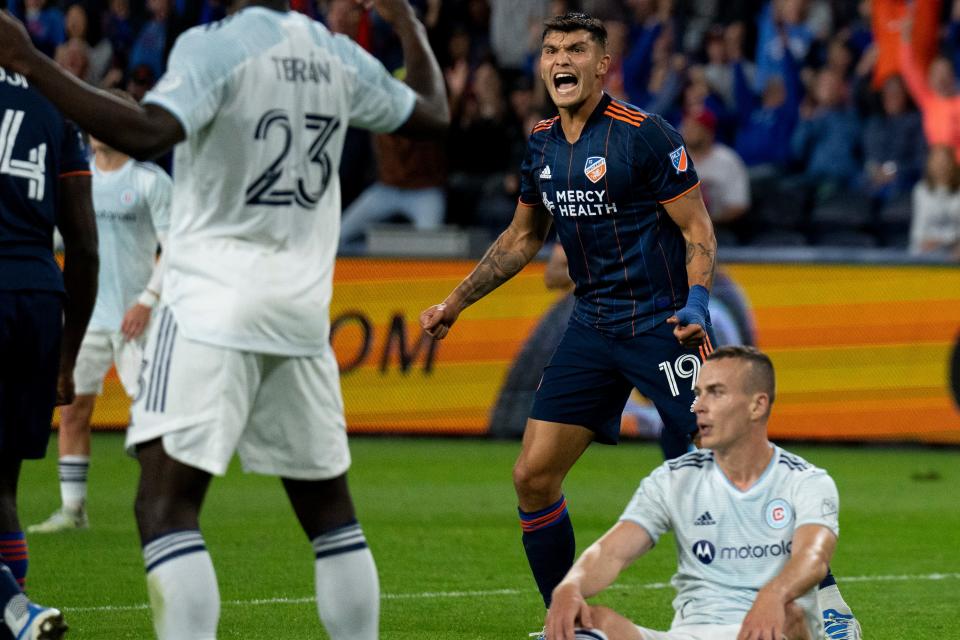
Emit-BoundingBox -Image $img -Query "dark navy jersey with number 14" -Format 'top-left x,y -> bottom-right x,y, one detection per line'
519,93 -> 701,338
0,67 -> 89,292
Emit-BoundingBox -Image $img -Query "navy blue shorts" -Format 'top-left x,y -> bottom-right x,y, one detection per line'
530,317 -> 711,452
0,291 -> 62,460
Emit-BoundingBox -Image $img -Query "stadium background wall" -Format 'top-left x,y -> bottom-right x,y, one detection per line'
70,259 -> 960,444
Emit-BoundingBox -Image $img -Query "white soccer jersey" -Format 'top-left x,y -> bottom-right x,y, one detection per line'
620,446 -> 839,637
88,159 -> 171,332
142,8 -> 416,355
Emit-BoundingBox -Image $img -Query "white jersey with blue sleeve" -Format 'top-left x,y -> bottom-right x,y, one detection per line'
88,158 -> 171,332
142,7 -> 416,355
620,446 -> 839,638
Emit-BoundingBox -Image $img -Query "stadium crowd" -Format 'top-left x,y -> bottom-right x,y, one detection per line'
14,0 -> 960,258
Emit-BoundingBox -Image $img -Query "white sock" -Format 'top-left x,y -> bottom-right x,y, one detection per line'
58,455 -> 90,513
143,530 -> 219,640
819,584 -> 854,616
313,522 -> 379,640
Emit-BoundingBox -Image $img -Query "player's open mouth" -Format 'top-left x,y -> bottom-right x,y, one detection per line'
697,423 -> 712,436
553,73 -> 579,96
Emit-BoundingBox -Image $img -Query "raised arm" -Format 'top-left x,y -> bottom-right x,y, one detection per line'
420,202 -> 552,339
0,12 -> 184,159
372,0 -> 450,136
663,184 -> 717,346
56,175 -> 99,405
737,524 -> 836,640
546,521 -> 654,640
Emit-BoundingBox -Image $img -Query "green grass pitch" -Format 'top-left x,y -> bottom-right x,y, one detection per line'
17,434 -> 960,638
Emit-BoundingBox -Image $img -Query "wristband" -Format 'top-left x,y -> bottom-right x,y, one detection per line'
676,285 -> 710,327
137,289 -> 159,309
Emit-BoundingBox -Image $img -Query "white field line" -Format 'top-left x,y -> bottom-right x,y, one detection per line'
60,572 -> 960,614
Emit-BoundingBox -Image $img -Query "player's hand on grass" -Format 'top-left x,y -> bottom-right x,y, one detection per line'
419,302 -> 459,340
0,11 -> 40,76
546,583 -> 593,640
122,303 -> 152,341
737,588 -> 788,640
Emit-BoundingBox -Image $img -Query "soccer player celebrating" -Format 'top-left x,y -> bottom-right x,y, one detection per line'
546,346 -> 851,640
30,90 -> 171,534
0,0 -> 448,638
0,66 -> 98,638
421,11 -> 717,612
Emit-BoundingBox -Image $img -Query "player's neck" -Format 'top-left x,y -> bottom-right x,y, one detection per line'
714,439 -> 774,491
558,90 -> 604,144
94,149 -> 129,172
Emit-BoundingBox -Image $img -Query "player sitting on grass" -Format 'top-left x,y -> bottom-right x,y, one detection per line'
546,346 -> 860,640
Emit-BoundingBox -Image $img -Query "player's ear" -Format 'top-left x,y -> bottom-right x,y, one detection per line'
750,393 -> 770,421
596,53 -> 611,77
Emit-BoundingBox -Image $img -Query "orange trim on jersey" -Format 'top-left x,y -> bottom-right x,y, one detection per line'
531,116 -> 559,134
59,170 -> 92,178
658,181 -> 701,205
517,197 -> 539,208
603,111 -> 640,127
606,102 -> 646,120
704,331 -> 714,354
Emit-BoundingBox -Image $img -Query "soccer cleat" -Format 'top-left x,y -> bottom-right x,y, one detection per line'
26,509 -> 88,534
527,628 -> 545,639
823,609 -> 862,640
12,604 -> 68,640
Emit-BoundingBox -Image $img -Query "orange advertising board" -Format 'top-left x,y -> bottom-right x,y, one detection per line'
80,259 -> 960,444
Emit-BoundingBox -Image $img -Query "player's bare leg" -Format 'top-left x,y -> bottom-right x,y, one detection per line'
135,439 -> 217,640
588,605 -> 643,640
283,474 -> 378,640
29,394 -> 96,534
513,420 -> 594,608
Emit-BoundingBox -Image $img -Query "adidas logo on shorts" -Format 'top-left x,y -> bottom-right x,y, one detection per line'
694,511 -> 716,526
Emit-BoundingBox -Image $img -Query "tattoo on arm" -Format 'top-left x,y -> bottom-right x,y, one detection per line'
685,241 -> 717,287
458,234 -> 530,306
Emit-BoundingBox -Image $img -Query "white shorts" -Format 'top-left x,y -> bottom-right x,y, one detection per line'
73,329 -> 145,397
635,624 -> 741,640
126,307 -> 350,479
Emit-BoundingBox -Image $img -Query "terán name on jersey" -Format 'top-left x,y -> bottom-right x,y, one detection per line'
271,56 -> 331,84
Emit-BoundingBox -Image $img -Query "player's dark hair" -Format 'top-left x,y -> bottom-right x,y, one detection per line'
542,12 -> 607,49
706,345 -> 776,406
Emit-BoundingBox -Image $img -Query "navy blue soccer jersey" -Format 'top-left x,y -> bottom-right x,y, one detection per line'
0,67 -> 89,292
519,94 -> 700,337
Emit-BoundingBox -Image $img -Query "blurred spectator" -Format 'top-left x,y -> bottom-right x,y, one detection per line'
755,0 -> 814,92
910,145 -> 960,259
55,5 -> 113,84
54,36 -> 90,80
622,0 -> 676,107
339,132 -> 447,248
790,68 -> 861,189
899,14 -> 960,161
21,0 -> 65,58
603,18 -> 629,101
682,108 -> 751,227
863,74 -> 925,204
128,0 -> 170,79
703,26 -> 735,108
448,60 -> 515,230
733,26 -> 801,169
488,0 -> 548,75
102,0 -> 137,71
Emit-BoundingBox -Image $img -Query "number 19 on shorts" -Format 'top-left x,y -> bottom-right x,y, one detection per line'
658,354 -> 701,397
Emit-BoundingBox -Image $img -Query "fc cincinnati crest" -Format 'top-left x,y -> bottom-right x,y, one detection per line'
584,156 -> 606,183
669,146 -> 689,173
